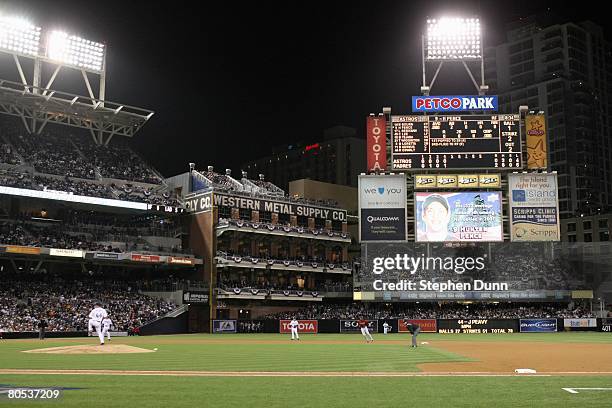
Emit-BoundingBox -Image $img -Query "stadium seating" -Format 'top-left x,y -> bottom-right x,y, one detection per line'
262,302 -> 595,320
0,276 -> 177,332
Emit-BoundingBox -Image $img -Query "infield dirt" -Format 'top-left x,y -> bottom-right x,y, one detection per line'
23,344 -> 154,354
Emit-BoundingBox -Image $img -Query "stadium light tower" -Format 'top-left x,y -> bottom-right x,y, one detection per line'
0,11 -> 153,144
421,17 -> 488,95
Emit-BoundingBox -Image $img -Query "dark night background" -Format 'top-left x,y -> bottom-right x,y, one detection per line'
0,0 -> 609,178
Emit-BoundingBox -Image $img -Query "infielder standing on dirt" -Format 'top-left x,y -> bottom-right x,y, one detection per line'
358,318 -> 374,343
101,316 -> 113,342
404,319 -> 420,348
289,317 -> 300,340
88,302 -> 108,345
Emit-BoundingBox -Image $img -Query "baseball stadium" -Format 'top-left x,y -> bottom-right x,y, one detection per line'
1,2 -> 612,408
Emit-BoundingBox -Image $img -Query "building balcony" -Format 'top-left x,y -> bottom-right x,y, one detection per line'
215,253 -> 351,275
217,218 -> 350,243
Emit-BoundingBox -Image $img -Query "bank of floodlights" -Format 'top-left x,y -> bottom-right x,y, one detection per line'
47,30 -> 105,72
0,15 -> 41,57
421,16 -> 486,95
426,17 -> 481,60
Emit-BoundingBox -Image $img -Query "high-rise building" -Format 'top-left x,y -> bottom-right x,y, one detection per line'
485,15 -> 612,219
242,126 -> 365,189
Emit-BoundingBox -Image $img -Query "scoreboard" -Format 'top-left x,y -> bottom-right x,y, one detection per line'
391,114 -> 522,170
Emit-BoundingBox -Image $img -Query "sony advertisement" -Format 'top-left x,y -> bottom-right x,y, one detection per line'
508,173 -> 560,242
415,191 -> 503,242
357,242 -> 589,301
359,174 -> 407,242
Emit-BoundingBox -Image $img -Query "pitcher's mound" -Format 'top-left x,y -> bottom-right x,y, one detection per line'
23,344 -> 154,354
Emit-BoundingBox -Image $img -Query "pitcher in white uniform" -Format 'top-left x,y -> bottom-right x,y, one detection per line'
88,302 -> 108,345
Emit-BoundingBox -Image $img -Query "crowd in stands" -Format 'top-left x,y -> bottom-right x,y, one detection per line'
3,122 -> 161,185
217,274 -> 351,293
7,131 -> 95,179
34,175 -> 115,199
0,169 -> 177,206
263,302 -> 595,320
0,221 -> 120,252
78,142 -> 161,184
0,276 -> 177,332
0,170 -> 30,188
0,143 -> 21,165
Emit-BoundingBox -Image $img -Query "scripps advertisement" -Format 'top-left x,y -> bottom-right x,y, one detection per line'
357,242 -> 589,301
508,173 -> 560,241
415,191 -> 503,242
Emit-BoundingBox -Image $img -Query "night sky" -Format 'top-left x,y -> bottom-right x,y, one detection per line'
0,0 -> 609,178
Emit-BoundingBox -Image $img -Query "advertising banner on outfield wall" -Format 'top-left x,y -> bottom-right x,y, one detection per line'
213,320 -> 237,333
508,173 -> 560,241
519,318 -> 557,332
279,320 -> 318,333
415,191 -> 503,242
358,174 -> 407,242
526,114 -> 548,169
563,318 -> 597,328
367,116 -> 387,171
398,319 -> 437,333
339,319 -> 378,333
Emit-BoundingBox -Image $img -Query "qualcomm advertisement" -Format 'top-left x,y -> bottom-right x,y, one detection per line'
520,319 -> 558,333
412,95 -> 498,112
509,173 -> 560,242
359,174 -> 407,242
416,191 -> 503,242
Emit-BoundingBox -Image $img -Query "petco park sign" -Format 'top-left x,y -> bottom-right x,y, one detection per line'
412,95 -> 498,112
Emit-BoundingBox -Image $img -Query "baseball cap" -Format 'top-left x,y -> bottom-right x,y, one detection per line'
422,194 -> 450,213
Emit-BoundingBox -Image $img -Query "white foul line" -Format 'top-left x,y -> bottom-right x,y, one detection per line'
562,388 -> 612,394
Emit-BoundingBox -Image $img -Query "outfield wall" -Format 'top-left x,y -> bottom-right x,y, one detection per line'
2,318 -> 609,337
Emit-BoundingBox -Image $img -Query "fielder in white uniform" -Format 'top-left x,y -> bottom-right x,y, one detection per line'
101,317 -> 113,341
88,302 -> 108,345
383,322 -> 390,335
289,318 -> 300,340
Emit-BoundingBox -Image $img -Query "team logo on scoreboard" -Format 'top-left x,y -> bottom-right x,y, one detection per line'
478,174 -> 501,188
415,175 -> 436,188
457,175 -> 479,188
436,175 -> 457,187
414,174 -> 501,189
412,95 -> 498,112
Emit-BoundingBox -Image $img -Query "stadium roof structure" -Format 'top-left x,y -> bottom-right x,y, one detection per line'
0,13 -> 154,145
0,79 -> 154,144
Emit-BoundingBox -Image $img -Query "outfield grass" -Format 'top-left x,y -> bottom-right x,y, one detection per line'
0,333 -> 611,407
0,333 -> 472,372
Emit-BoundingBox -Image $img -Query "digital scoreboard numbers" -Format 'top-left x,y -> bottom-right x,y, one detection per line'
437,319 -> 518,334
392,114 -> 522,170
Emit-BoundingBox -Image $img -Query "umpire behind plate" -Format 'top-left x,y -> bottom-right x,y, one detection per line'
403,319 -> 420,348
